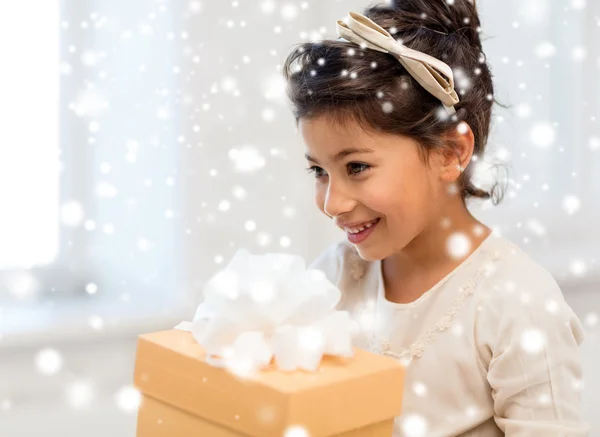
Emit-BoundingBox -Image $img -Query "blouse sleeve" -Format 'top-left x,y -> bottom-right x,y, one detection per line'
475,267 -> 590,436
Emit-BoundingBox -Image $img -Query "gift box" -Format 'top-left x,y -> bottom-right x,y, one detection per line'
133,328 -> 405,437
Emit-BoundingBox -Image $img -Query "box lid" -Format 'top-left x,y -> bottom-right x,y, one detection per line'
134,329 -> 404,437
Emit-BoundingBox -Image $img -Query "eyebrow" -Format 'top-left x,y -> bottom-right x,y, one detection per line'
304,147 -> 375,164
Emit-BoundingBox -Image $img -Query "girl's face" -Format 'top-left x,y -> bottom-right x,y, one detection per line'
300,115 -> 451,261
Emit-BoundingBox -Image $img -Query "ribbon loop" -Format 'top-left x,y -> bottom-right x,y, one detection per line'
336,11 -> 460,114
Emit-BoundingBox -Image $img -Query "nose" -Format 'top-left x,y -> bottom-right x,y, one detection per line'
322,179 -> 355,220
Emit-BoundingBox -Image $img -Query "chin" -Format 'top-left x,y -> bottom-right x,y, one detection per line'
352,245 -> 386,262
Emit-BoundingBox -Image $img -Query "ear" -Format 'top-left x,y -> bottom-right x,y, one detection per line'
436,122 -> 475,183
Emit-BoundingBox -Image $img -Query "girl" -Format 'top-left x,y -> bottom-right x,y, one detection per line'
283,1 -> 589,436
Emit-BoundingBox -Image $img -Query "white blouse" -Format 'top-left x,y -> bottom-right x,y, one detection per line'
309,232 -> 589,436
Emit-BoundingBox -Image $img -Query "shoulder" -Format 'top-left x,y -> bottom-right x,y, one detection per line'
307,239 -> 369,287
473,235 -> 585,361
478,234 -> 573,310
470,236 -> 588,431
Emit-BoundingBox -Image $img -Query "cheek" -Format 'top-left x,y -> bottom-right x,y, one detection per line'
375,165 -> 435,221
314,186 -> 326,213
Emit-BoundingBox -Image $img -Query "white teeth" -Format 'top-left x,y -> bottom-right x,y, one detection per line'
347,218 -> 379,234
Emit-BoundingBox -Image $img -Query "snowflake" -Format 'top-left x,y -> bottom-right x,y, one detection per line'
520,329 -> 546,354
115,386 -> 141,413
529,122 -> 555,148
446,232 -> 472,259
35,348 -> 63,375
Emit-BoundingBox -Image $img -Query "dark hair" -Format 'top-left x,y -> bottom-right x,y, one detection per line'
283,0 -> 506,205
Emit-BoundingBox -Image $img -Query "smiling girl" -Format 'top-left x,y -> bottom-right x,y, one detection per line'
283,1 -> 588,436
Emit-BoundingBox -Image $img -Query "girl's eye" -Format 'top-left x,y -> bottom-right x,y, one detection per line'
348,163 -> 370,175
306,166 -> 327,178
305,163 -> 371,179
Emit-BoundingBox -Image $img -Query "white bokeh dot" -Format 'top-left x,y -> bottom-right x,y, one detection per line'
457,122 -> 469,134
516,103 -> 532,118
257,405 -> 277,423
569,259 -> 587,276
86,283 -> 98,295
99,162 -> 112,174
137,238 -> 152,252
284,425 -> 309,437
280,3 -> 299,21
232,185 -> 247,200
529,122 -> 555,148
465,405 -> 479,417
446,232 -> 472,259
1,399 -> 12,412
538,393 -> 551,405
473,224 -> 485,236
257,232 -> 272,247
115,386 -> 141,413
262,108 -> 276,122
527,219 -> 546,236
60,201 -> 85,227
218,200 -> 231,212
7,271 -> 41,300
562,195 -> 581,215
89,121 -> 100,133
283,206 -> 296,218
189,1 -> 203,13
66,379 -> 95,409
520,329 -> 546,354
84,219 -> 96,231
535,42 -> 556,58
35,348 -> 64,375
452,322 -> 464,336
572,46 -> 587,62
229,145 -> 266,173
401,414 -> 428,437
545,300 -> 559,314
96,181 -> 118,198
413,382 -> 428,397
89,315 -> 104,330
260,0 -> 275,14
584,312 -> 598,328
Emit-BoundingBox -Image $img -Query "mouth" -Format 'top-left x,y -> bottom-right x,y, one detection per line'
346,218 -> 381,244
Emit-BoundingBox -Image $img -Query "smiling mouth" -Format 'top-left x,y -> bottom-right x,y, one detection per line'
345,218 -> 381,244
345,218 -> 381,233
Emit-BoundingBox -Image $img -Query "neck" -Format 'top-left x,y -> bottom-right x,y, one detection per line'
383,197 -> 491,285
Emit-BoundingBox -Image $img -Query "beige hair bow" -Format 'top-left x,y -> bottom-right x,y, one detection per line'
337,12 -> 460,114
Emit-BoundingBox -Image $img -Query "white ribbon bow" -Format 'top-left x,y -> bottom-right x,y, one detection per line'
337,12 -> 460,114
175,248 -> 359,376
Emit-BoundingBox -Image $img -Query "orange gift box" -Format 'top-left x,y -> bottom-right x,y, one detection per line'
133,329 -> 405,437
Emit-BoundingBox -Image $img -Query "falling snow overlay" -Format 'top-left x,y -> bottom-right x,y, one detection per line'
0,0 -> 598,436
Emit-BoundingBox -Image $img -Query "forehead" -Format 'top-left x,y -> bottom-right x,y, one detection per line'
299,115 -> 419,162
299,115 -> 368,144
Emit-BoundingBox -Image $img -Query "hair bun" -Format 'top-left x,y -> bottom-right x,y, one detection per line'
386,0 -> 482,49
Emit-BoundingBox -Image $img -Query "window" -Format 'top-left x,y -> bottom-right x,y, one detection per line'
0,2 -> 60,299
0,1 -> 184,324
